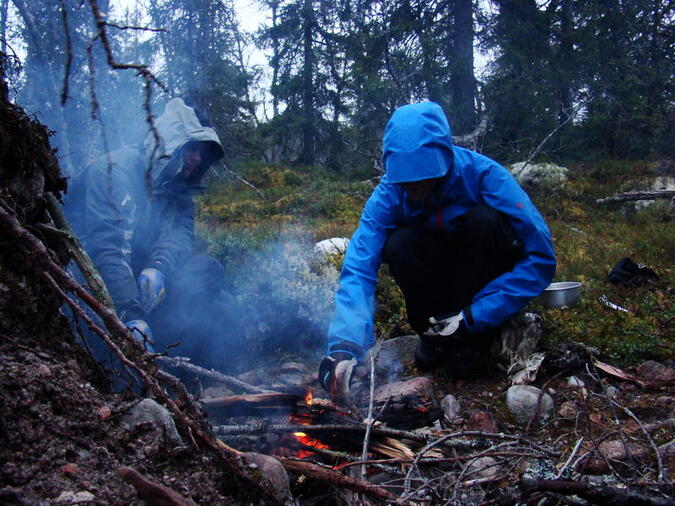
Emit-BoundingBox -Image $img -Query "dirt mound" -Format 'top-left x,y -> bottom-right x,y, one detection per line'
0,61 -> 245,504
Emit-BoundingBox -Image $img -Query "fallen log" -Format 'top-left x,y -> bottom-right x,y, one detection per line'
520,478 -> 672,506
596,190 -> 675,205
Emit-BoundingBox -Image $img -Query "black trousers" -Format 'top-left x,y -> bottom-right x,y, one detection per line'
382,206 -> 523,339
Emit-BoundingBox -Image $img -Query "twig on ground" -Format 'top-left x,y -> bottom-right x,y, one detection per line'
360,340 -> 381,480
555,437 -> 584,479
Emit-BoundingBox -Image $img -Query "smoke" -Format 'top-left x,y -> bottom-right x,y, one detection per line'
204,235 -> 341,372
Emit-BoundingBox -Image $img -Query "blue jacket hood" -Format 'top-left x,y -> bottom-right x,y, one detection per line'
382,102 -> 454,184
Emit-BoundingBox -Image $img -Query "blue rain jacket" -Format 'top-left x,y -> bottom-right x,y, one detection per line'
74,98 -> 224,319
327,102 -> 556,358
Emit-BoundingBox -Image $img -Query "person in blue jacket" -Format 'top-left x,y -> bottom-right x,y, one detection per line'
69,98 -> 234,371
319,102 -> 556,393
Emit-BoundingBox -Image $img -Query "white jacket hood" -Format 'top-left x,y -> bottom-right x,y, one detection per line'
144,98 -> 224,186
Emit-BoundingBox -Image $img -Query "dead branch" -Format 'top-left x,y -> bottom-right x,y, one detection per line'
336,450 -> 547,470
212,423 -> 430,442
596,190 -> 675,205
589,364 -> 666,481
117,467 -> 196,506
520,478 -> 672,506
280,458 -> 405,504
555,436 -> 584,479
452,115 -> 489,150
360,341 -> 380,480
157,356 -> 270,394
44,192 -> 114,309
58,0 -> 72,106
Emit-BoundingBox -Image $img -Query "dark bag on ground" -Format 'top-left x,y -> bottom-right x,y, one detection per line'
608,257 -> 658,287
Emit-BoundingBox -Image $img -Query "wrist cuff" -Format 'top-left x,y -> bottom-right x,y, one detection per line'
327,340 -> 362,360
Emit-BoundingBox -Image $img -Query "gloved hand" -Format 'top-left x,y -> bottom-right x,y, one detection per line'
319,353 -> 358,401
137,268 -> 166,314
125,319 -> 156,353
423,312 -> 467,341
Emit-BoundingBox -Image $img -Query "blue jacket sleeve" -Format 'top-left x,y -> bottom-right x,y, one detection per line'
326,184 -> 402,358
464,160 -> 556,333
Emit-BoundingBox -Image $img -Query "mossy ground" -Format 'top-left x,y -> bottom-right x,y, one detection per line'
197,160 -> 673,368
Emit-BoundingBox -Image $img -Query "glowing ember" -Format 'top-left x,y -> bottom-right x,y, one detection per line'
304,388 -> 314,405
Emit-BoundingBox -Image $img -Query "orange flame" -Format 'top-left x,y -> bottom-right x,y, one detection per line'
305,388 -> 314,406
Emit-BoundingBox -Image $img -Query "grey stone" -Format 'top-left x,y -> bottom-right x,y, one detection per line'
567,376 -> 585,388
508,162 -> 568,187
441,394 -> 461,423
465,456 -> 499,480
120,398 -> 183,447
606,386 -> 620,400
636,360 -> 675,384
372,335 -> 420,379
578,440 -> 649,475
506,385 -> 554,425
241,452 -> 291,504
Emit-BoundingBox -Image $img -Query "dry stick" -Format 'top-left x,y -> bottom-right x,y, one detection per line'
587,364 -> 651,482
360,341 -> 380,480
402,431 -> 560,499
514,113 -> 575,178
555,437 -> 584,480
0,209 -> 274,500
281,458 -> 406,505
605,396 -> 666,482
337,451 -> 545,471
58,0 -> 72,106
44,193 -> 114,309
213,423 -> 430,442
157,356 -> 270,394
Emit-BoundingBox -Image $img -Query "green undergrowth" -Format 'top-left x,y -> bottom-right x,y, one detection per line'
197,159 -> 673,367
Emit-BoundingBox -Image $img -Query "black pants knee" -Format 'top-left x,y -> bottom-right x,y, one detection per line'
382,206 -> 522,337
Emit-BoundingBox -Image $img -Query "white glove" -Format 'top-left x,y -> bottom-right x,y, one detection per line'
424,312 -> 466,338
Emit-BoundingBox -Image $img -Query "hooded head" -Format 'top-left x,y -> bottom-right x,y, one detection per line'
144,98 -> 224,187
382,102 -> 454,184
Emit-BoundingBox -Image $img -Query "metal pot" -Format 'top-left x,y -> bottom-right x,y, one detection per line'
538,281 -> 583,308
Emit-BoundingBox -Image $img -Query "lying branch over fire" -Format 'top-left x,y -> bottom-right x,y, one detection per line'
158,355 -> 270,394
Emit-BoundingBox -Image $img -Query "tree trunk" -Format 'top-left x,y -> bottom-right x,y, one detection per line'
451,0 -> 476,133
300,0 -> 315,166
